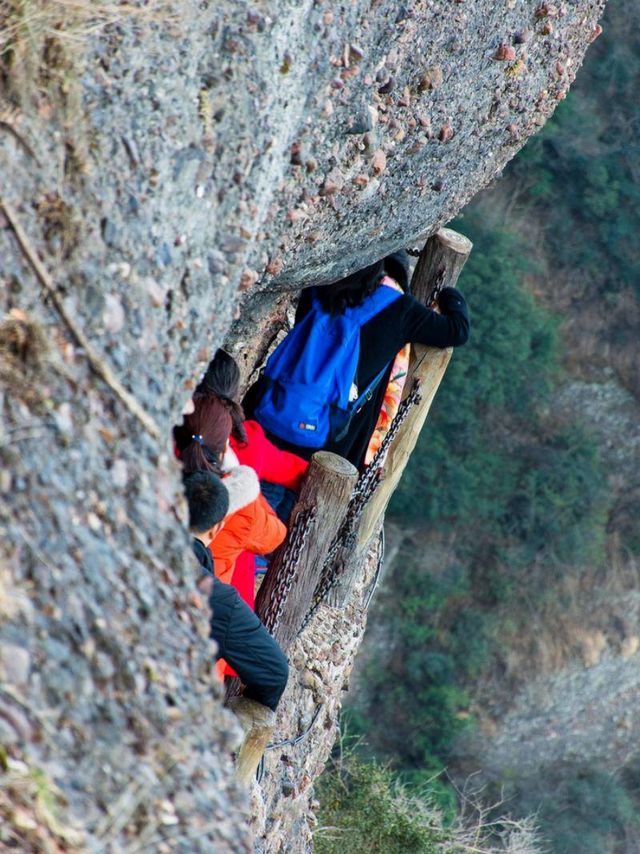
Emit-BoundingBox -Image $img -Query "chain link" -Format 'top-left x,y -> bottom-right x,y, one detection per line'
426,263 -> 447,306
359,378 -> 422,487
261,506 -> 316,634
298,380 -> 422,632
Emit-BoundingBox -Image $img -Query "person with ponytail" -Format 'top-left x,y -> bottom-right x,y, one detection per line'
176,394 -> 232,476
174,393 -> 286,589
193,349 -> 308,505
182,350 -> 309,610
195,348 -> 247,446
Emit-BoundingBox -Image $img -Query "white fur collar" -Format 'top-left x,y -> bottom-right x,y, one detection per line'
224,464 -> 259,516
222,445 -> 239,472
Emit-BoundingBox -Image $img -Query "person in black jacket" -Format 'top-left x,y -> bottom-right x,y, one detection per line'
184,471 -> 288,711
244,251 -> 470,469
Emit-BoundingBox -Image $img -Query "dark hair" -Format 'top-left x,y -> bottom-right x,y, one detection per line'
383,250 -> 411,293
195,349 -> 246,443
318,259 -> 385,315
176,394 -> 233,476
184,471 -> 229,531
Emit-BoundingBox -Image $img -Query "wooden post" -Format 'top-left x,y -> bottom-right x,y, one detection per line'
255,451 -> 358,652
411,227 -> 473,305
356,227 -> 472,550
324,227 -> 472,610
227,697 -> 276,786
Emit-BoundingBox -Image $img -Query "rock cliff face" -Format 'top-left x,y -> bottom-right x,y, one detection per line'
0,0 -> 604,849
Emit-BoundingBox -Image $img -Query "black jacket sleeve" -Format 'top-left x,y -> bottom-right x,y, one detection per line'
402,287 -> 470,348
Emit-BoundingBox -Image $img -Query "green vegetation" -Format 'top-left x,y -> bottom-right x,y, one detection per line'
391,220 -> 609,573
315,746 -> 544,854
507,63 -> 640,302
316,752 -> 448,854
359,209 -> 610,778
513,766 -> 640,854
340,4 -> 640,852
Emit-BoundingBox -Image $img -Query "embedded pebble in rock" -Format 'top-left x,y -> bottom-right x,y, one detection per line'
102,293 -> 126,334
418,65 -> 444,91
439,122 -> 454,142
535,3 -> 557,18
266,256 -> 284,277
494,44 -> 517,61
0,643 -> 31,686
346,110 -> 373,134
349,43 -> 365,63
372,149 -> 387,175
111,459 -> 129,488
239,269 -> 259,291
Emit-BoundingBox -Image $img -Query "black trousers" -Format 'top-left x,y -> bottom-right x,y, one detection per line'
210,578 -> 288,711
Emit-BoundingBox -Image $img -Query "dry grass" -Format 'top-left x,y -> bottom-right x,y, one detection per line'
0,0 -> 170,60
35,190 -> 81,259
0,0 -> 174,166
0,751 -> 86,852
0,307 -> 47,366
0,308 -> 49,407
475,544 -> 640,716
453,779 -> 545,854
317,737 -> 545,854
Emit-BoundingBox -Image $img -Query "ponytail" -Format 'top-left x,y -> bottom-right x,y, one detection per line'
181,435 -> 224,477
176,394 -> 232,476
195,348 -> 247,443
226,398 -> 247,444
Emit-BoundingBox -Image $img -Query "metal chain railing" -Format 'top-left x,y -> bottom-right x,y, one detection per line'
298,380 -> 422,632
363,525 -> 385,610
406,247 -> 447,306
256,703 -> 324,783
261,506 -> 316,633
359,378 -> 422,485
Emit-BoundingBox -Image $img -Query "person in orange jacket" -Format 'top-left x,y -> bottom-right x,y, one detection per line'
177,394 -> 287,588
210,453 -> 286,586
185,470 -> 288,709
176,349 -> 308,610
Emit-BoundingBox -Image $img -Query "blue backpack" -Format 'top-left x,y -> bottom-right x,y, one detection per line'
254,284 -> 402,448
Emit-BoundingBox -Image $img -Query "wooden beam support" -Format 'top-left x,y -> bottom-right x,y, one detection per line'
356,227 -> 472,550
256,451 -> 358,652
411,226 -> 473,304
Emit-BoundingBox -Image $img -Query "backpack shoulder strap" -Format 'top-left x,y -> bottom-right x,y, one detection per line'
332,360 -> 392,442
348,281 -> 403,327
353,363 -> 390,410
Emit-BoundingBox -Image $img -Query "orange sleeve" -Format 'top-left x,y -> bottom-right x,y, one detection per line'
215,659 -> 226,681
244,495 -> 287,555
209,511 -> 252,584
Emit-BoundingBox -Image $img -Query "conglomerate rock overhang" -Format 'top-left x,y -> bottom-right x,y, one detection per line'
0,0 -> 605,849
